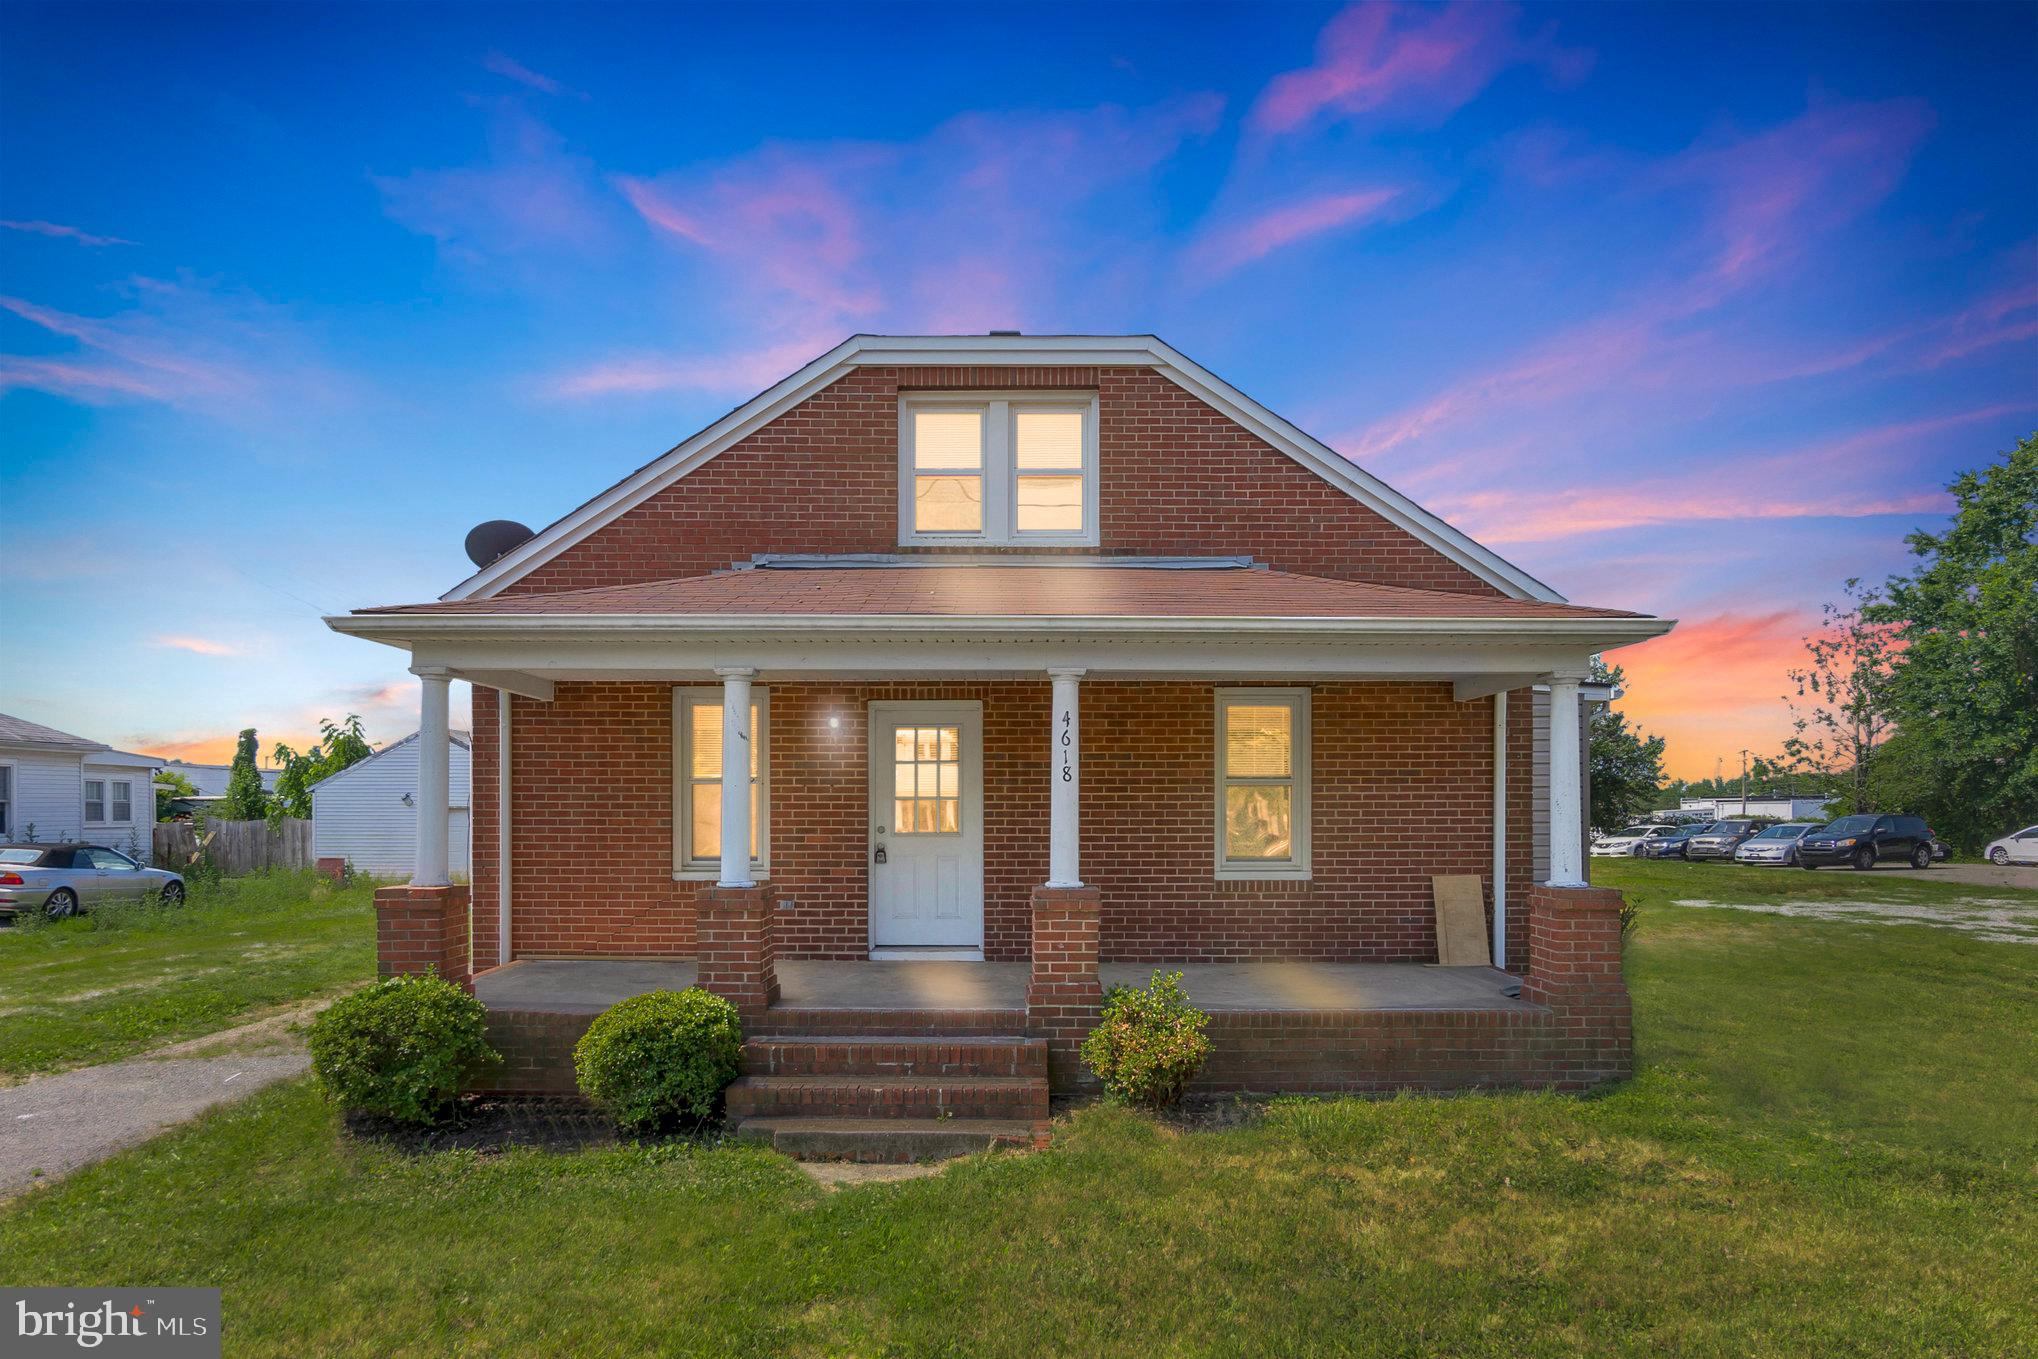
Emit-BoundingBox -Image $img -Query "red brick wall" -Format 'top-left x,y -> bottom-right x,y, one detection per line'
471,678 -> 1535,969
507,366 -> 1500,597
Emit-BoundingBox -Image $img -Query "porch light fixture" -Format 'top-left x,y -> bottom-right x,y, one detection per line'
401,792 -> 415,807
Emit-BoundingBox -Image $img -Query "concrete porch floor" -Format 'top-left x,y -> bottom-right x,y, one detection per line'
474,958 -> 1529,1014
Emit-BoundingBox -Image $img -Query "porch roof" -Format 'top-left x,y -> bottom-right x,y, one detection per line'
326,562 -> 1670,690
353,563 -> 1653,624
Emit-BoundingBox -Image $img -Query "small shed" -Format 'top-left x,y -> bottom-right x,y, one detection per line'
310,731 -> 471,879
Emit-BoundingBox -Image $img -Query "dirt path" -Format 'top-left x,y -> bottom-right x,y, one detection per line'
0,1001 -> 327,1197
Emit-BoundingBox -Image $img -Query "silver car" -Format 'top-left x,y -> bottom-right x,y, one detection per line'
1733,823 -> 1819,866
0,844 -> 186,919
1985,825 -> 2038,866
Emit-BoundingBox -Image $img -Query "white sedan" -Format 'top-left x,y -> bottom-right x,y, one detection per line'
1591,825 -> 1682,857
1985,825 -> 2038,865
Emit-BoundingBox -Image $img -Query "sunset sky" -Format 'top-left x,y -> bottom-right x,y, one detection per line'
3,2 -> 2033,778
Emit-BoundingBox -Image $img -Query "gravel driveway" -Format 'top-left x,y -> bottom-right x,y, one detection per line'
0,1007 -> 317,1196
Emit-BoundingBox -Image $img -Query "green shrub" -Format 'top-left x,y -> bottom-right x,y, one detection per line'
309,973 -> 498,1125
1080,969 -> 1212,1107
574,989 -> 742,1133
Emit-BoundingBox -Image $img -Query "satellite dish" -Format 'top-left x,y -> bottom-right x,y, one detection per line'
464,520 -> 534,568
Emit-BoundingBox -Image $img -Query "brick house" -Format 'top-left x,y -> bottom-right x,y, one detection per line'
331,334 -> 1671,1159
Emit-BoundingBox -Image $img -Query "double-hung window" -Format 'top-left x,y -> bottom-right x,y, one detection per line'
110,780 -> 132,823
84,778 -> 106,825
0,764 -> 12,836
1215,689 -> 1311,880
899,393 -> 1098,546
673,688 -> 770,879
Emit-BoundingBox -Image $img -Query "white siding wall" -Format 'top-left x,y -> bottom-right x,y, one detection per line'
1529,690 -> 1591,883
0,748 -> 86,845
312,737 -> 472,879
82,755 -> 158,864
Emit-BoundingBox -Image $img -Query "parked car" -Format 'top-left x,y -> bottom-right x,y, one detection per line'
1591,824 -> 1684,857
1638,823 -> 1713,860
1984,824 -> 2038,866
1733,822 -> 1820,867
0,844 -> 186,919
1798,815 -> 1936,870
1685,819 -> 1775,862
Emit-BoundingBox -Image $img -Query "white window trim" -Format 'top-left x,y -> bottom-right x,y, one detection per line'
897,390 -> 1100,547
1213,687 -> 1312,881
84,777 -> 107,826
0,759 -> 14,838
672,686 -> 771,881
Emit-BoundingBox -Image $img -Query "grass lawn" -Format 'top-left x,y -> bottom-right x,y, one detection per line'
0,869 -> 377,1079
2,862 -> 2033,1355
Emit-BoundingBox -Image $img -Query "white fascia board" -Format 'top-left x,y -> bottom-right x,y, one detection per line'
329,612 -> 1670,646
439,334 -> 1567,604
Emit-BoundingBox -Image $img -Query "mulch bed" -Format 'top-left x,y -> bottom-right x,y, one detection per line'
344,1095 -> 632,1155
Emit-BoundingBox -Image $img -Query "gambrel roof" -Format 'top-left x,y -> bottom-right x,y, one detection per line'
443,335 -> 1566,604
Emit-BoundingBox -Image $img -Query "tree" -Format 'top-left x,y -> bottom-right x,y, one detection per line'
1782,578 -> 1898,813
220,728 -> 269,821
270,715 -> 375,821
153,769 -> 199,821
1865,434 -> 2038,851
1588,658 -> 1666,833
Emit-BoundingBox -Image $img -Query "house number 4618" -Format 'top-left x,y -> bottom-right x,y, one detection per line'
1059,709 -> 1073,781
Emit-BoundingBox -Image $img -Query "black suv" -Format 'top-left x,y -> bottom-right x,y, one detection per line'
1798,814 -> 1936,870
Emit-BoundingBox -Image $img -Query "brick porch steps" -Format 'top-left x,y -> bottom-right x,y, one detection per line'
729,1027 -> 1051,1159
743,1035 -> 1047,1079
726,1074 -> 1050,1122
732,1117 -> 1047,1164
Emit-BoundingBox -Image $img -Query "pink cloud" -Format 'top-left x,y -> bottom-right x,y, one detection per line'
1427,403 -> 2020,544
0,219 -> 134,247
1250,2 -> 1586,136
148,635 -> 240,657
1340,97 -> 1940,463
376,99 -> 617,263
1672,97 -> 1934,288
482,50 -> 574,97
0,280 -> 347,418
554,96 -> 1222,395
1187,187 -> 1402,277
550,337 -> 836,398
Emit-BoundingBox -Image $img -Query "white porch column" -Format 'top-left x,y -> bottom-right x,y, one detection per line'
1545,673 -> 1587,888
412,666 -> 452,887
1047,668 -> 1084,888
1491,689 -> 1508,962
715,667 -> 757,889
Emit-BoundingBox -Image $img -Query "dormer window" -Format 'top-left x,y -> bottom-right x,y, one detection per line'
899,393 -> 1099,546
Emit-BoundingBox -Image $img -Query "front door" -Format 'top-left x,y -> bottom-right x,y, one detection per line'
868,701 -> 984,952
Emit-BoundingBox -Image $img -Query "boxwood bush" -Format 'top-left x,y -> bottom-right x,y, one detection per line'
1080,969 -> 1212,1107
573,988 -> 742,1133
309,973 -> 498,1125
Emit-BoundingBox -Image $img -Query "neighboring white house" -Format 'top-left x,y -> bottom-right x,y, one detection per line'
0,713 -> 161,863
310,730 -> 472,878
158,758 -> 283,807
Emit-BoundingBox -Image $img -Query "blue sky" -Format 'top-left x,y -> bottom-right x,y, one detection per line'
2,1 -> 2033,775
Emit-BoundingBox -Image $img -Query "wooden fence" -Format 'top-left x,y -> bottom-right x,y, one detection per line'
153,818 -> 314,875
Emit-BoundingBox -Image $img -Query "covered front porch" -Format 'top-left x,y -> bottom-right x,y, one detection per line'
473,956 -> 1529,1015
341,559 -> 1651,1095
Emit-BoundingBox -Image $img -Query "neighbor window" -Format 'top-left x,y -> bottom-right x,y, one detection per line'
0,764 -> 12,836
84,778 -> 106,824
673,688 -> 770,878
900,394 -> 1098,545
1215,689 -> 1311,879
110,780 -> 132,823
